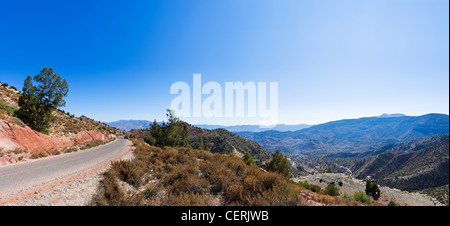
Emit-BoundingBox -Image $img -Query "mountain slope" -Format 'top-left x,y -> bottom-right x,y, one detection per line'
194,124 -> 311,132
129,125 -> 303,177
238,114 -> 449,155
189,128 -> 272,165
349,133 -> 449,191
189,127 -> 303,177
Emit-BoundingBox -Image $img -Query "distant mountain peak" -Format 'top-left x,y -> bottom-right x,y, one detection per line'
376,113 -> 406,118
106,120 -> 152,131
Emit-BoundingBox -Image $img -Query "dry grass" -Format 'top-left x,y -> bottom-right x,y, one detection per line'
91,139 -> 306,206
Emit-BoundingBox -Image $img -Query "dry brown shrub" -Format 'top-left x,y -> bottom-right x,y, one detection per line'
164,192 -> 213,206
171,174 -> 210,195
92,171 -> 125,206
199,160 -> 233,193
243,174 -> 263,194
111,160 -> 145,188
246,183 -> 304,206
310,192 -> 347,206
93,139 -> 308,206
224,181 -> 244,204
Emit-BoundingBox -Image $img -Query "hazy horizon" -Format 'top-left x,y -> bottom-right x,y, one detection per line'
106,112 -> 449,127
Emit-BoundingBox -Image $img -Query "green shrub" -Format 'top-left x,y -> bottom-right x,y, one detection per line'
325,182 -> 340,196
0,100 -> 18,115
353,191 -> 372,205
387,200 -> 397,206
342,192 -> 353,202
297,180 -> 323,193
31,152 -> 47,159
242,152 -> 257,166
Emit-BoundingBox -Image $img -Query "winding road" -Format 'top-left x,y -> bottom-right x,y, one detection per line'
0,138 -> 132,205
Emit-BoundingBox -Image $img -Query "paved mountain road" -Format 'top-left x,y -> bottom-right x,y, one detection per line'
0,138 -> 132,205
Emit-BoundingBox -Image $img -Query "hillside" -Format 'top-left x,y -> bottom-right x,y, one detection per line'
188,127 -> 272,166
238,114 -> 449,155
294,173 -> 442,206
347,133 -> 449,192
127,126 -> 274,165
90,139 -> 443,206
129,125 -> 304,177
0,82 -> 120,165
189,126 -> 304,177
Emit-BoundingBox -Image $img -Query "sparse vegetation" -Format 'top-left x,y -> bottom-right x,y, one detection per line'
91,139 -> 305,206
0,100 -> 18,116
31,152 -> 47,159
419,184 -> 449,206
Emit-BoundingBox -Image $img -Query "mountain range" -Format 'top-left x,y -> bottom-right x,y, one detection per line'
193,124 -> 311,132
105,120 -> 311,132
106,120 -> 152,131
237,113 -> 449,155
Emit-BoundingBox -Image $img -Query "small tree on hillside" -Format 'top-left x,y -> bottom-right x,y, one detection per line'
265,149 -> 289,178
198,137 -> 204,150
365,180 -> 381,200
242,152 -> 257,167
16,67 -> 69,134
325,182 -> 340,196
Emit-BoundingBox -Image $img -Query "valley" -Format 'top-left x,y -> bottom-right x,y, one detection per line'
237,113 -> 449,155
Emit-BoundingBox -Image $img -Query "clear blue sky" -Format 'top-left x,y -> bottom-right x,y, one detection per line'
1,0 -> 448,125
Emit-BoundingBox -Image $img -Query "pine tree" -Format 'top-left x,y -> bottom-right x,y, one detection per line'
265,150 -> 289,178
198,137 -> 204,150
365,180 -> 381,200
147,109 -> 190,148
242,152 -> 256,166
16,68 -> 69,134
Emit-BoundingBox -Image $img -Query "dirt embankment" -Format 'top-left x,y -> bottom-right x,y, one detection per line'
0,119 -> 111,165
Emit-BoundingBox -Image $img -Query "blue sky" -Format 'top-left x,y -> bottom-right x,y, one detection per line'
0,0 -> 448,125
